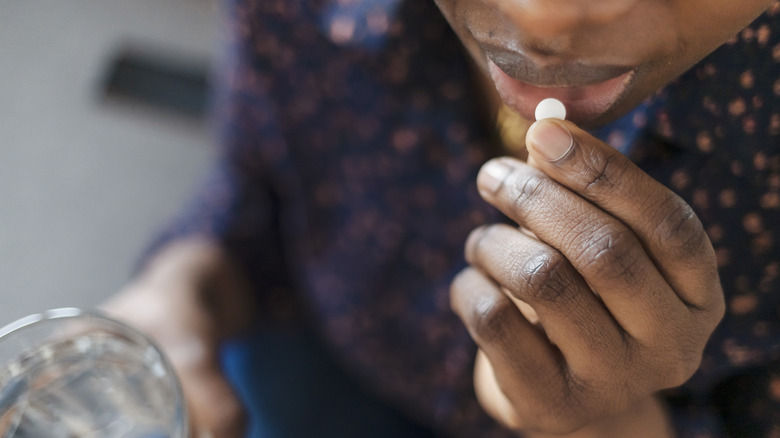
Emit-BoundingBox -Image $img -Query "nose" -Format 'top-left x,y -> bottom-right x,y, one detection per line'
486,0 -> 641,55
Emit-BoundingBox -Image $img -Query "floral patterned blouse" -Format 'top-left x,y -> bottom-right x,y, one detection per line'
152,0 -> 780,436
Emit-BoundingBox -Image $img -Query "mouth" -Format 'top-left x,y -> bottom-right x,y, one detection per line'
484,46 -> 637,125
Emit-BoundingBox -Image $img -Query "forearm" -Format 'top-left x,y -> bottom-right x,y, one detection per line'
103,237 -> 254,437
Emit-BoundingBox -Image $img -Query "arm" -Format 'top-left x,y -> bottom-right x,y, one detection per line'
102,5 -> 289,435
103,238 -> 257,438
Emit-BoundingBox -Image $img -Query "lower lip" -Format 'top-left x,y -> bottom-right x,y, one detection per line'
487,60 -> 635,125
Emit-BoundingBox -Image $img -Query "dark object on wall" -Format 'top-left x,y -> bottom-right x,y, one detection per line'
101,45 -> 211,119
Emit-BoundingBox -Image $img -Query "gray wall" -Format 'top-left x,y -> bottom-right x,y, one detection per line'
0,0 -> 219,325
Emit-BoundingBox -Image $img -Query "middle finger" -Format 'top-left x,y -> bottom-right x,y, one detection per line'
465,223 -> 627,372
475,157 -> 688,341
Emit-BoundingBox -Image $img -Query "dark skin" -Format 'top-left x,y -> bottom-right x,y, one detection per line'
452,121 -> 724,436
443,0 -> 776,435
105,1 -> 776,437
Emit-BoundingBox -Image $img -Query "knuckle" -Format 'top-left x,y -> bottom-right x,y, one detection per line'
576,225 -> 642,285
708,290 -> 727,327
660,349 -> 703,389
653,194 -> 712,263
580,150 -> 626,195
511,172 -> 550,215
509,249 -> 571,303
470,294 -> 516,344
690,284 -> 726,332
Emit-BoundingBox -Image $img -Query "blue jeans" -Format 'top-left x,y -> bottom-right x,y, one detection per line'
220,328 -> 437,438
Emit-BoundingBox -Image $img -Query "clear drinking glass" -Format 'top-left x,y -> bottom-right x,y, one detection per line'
0,308 -> 188,438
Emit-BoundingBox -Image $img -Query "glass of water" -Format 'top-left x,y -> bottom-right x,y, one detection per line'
0,308 -> 188,438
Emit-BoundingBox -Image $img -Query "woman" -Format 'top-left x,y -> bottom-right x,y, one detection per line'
106,0 -> 780,436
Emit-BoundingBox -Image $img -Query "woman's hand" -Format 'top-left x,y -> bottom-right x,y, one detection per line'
451,119 -> 725,435
102,239 -> 257,438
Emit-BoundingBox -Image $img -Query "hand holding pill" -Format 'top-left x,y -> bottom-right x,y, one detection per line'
452,106 -> 724,434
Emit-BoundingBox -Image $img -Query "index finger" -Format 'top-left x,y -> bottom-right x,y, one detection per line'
525,119 -> 722,312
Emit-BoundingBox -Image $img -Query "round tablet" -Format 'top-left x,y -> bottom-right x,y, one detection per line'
535,98 -> 566,121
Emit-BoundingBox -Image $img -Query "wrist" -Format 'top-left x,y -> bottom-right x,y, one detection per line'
525,396 -> 673,438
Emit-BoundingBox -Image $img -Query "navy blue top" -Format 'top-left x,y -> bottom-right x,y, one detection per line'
151,1 -> 780,436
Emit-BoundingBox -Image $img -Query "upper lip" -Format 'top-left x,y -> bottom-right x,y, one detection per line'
482,43 -> 636,88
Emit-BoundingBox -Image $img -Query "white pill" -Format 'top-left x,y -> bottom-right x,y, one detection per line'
535,98 -> 566,121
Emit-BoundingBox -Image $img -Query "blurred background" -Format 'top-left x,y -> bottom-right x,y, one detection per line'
0,0 -> 220,325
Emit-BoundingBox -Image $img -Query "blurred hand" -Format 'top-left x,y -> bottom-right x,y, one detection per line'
451,119 -> 725,436
102,239 -> 256,438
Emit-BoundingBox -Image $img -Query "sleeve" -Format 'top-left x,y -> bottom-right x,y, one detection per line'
139,0 -> 291,301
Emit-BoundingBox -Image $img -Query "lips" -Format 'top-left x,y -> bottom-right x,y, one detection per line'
484,48 -> 637,125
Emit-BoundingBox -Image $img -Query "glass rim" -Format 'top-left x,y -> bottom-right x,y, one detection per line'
0,307 -> 89,339
0,307 -> 189,438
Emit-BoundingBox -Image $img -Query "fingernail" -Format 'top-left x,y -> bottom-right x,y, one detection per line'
477,159 -> 513,194
527,120 -> 574,162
